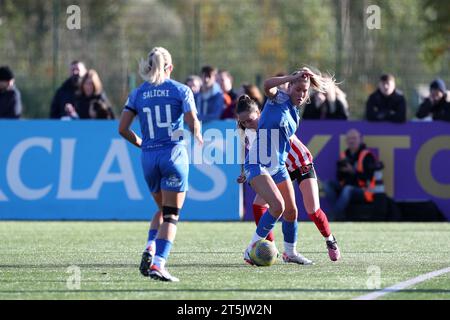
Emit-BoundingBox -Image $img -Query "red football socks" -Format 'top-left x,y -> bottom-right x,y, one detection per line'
252,204 -> 275,242
309,208 -> 331,238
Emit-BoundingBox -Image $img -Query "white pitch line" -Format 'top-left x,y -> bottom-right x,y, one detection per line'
354,267 -> 450,300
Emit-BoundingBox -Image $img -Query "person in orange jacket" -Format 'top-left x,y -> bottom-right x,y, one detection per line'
324,129 -> 383,221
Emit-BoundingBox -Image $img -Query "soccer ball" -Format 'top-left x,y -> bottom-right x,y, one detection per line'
249,239 -> 278,266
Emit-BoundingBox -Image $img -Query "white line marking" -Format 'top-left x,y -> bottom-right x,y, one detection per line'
354,267 -> 450,300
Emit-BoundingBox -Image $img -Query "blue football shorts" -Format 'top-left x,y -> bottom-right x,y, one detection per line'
141,144 -> 189,193
244,161 -> 290,185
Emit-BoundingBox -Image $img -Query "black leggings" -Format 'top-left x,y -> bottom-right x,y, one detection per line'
289,164 -> 317,185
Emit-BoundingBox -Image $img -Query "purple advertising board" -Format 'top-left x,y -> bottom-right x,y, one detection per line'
244,121 -> 450,221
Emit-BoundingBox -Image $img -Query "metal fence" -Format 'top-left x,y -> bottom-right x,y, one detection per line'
0,0 -> 449,119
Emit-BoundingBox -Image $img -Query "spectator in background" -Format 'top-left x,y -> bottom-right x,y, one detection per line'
0,66 -> 22,119
303,79 -> 349,120
218,70 -> 238,119
89,99 -> 114,119
324,129 -> 384,221
365,74 -> 407,123
185,75 -> 202,95
60,103 -> 80,120
218,70 -> 238,101
416,79 -> 450,122
71,69 -> 114,119
50,60 -> 87,119
195,65 -> 224,122
239,83 -> 264,109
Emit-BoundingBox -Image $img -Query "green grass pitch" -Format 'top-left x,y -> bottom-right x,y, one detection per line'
0,221 -> 449,300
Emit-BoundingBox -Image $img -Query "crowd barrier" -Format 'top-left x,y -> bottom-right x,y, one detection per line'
244,120 -> 450,221
0,120 -> 449,221
0,120 -> 242,220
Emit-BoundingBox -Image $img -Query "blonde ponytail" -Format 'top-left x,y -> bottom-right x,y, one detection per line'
139,47 -> 172,85
288,67 -> 338,106
309,72 -> 335,94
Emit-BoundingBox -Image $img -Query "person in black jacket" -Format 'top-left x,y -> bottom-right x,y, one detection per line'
416,79 -> 450,122
72,69 -> 114,119
366,74 -> 406,123
0,66 -> 22,119
50,61 -> 87,119
303,84 -> 349,120
89,99 -> 114,119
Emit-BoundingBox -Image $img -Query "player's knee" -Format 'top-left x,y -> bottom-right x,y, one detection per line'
283,207 -> 298,221
268,199 -> 284,216
162,206 -> 180,225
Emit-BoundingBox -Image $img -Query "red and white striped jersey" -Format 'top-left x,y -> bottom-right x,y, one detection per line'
245,129 -> 313,172
286,135 -> 313,172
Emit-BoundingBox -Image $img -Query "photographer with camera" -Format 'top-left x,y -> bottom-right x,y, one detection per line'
324,129 -> 384,221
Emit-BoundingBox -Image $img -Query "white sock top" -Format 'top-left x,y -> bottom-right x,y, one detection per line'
153,255 -> 166,269
284,241 -> 297,256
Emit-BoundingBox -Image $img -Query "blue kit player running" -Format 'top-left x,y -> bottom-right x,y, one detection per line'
243,68 -> 332,265
119,47 -> 203,282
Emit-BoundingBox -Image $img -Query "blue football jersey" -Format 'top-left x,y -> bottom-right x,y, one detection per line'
256,90 -> 300,167
124,79 -> 197,150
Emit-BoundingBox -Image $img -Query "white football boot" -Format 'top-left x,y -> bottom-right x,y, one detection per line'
243,245 -> 256,266
149,265 -> 180,282
282,252 -> 314,265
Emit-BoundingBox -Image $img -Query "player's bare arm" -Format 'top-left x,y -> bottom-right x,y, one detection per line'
184,110 -> 203,145
118,110 -> 142,148
263,70 -> 314,99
